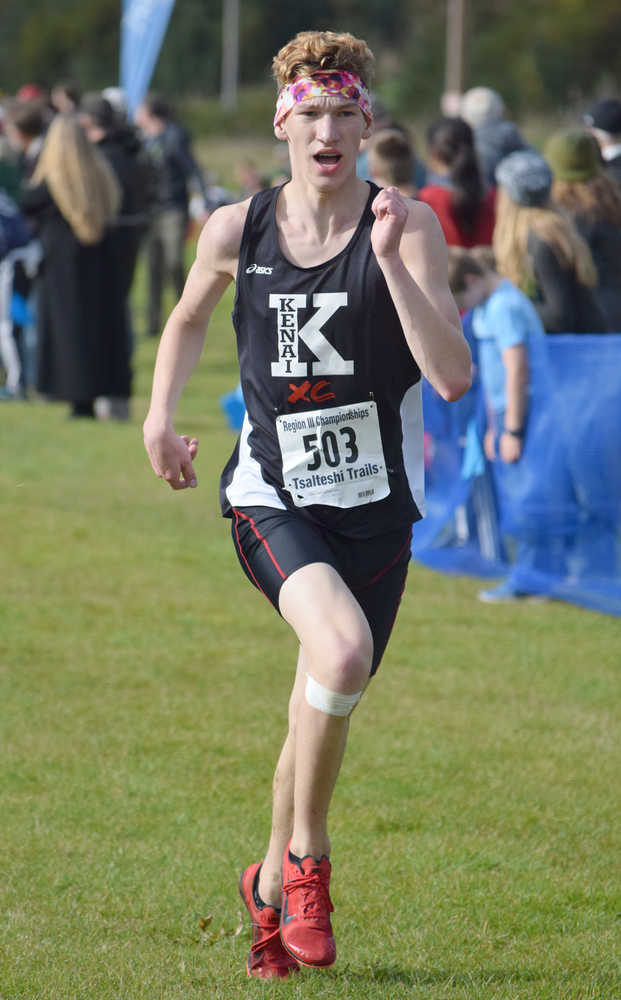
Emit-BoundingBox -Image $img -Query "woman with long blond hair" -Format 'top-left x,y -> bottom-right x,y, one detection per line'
22,114 -> 125,417
493,150 -> 607,333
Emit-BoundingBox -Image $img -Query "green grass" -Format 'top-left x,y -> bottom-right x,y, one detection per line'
1,272 -> 620,999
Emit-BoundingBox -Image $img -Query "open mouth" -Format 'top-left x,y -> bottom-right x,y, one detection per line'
314,153 -> 342,166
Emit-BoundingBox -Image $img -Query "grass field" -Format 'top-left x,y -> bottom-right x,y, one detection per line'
1,276 -> 620,999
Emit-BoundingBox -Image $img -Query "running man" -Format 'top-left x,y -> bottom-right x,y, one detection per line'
143,29 -> 471,979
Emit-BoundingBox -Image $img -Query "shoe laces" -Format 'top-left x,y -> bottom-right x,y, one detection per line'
283,870 -> 334,921
250,921 -> 281,956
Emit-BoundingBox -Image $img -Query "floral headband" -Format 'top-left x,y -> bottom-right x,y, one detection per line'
273,70 -> 372,128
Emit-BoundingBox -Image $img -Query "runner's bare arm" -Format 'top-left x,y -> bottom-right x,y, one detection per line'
370,187 -> 471,401
143,200 -> 248,490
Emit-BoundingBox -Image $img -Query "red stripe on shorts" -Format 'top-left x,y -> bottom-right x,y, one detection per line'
384,564 -> 409,645
233,509 -> 269,599
232,508 -> 287,580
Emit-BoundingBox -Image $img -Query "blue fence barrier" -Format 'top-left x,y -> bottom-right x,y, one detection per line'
412,334 -> 621,617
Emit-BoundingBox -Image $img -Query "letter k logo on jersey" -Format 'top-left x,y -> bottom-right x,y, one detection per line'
270,293 -> 354,377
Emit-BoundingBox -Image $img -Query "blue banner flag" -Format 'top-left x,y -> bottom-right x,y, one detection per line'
121,0 -> 177,117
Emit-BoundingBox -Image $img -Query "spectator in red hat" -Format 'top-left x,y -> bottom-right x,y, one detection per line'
16,83 -> 46,103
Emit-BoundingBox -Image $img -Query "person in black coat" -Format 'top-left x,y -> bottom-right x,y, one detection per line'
80,93 -> 156,417
546,128 -> 621,332
21,114 -> 121,417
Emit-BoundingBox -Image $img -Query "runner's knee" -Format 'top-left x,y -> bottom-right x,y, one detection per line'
308,630 -> 373,694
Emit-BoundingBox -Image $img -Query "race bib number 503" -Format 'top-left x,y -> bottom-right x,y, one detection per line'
276,401 -> 389,508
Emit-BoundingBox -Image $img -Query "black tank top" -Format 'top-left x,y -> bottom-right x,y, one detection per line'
220,182 -> 425,539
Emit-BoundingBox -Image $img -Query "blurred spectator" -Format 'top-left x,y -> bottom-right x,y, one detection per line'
0,108 -> 22,202
546,128 -> 621,332
51,81 -> 81,116
16,83 -> 46,104
417,116 -> 495,246
447,246 -> 553,602
21,115 -> 122,418
270,140 -> 291,187
460,86 -> 530,188
15,85 -> 54,131
3,99 -> 47,179
134,93 -> 209,337
494,150 -> 608,333
356,94 -> 391,180
366,128 -> 418,198
235,157 -> 269,198
0,187 -> 37,399
461,86 -> 505,126
102,87 -> 128,120
80,92 -> 155,418
2,100 -> 48,398
357,95 -> 426,188
80,92 -> 154,231
0,188 -> 30,259
581,98 -> 621,189
440,91 -> 463,117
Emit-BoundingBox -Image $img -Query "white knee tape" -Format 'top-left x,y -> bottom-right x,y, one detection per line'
305,673 -> 362,717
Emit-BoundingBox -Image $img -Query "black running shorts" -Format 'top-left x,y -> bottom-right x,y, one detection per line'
231,505 -> 412,674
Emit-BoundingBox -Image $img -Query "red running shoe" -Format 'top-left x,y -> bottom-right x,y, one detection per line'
280,844 -> 336,968
238,863 -> 300,979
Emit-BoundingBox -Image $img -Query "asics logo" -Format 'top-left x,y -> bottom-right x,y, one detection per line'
246,263 -> 273,275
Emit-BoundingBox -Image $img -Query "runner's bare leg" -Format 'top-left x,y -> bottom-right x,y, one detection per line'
258,562 -> 372,901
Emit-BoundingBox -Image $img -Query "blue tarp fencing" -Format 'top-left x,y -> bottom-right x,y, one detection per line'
413,331 -> 621,616
221,333 -> 621,617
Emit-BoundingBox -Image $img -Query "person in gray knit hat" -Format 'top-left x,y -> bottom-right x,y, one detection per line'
493,150 -> 608,333
495,150 -> 552,207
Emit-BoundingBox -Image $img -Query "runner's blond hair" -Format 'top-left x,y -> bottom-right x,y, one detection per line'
272,30 -> 375,90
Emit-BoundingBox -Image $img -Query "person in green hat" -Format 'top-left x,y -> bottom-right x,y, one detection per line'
545,128 -> 621,332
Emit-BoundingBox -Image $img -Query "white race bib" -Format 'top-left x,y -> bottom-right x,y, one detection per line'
276,401 -> 389,508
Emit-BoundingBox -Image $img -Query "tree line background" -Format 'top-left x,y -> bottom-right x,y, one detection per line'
2,0 -> 620,131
